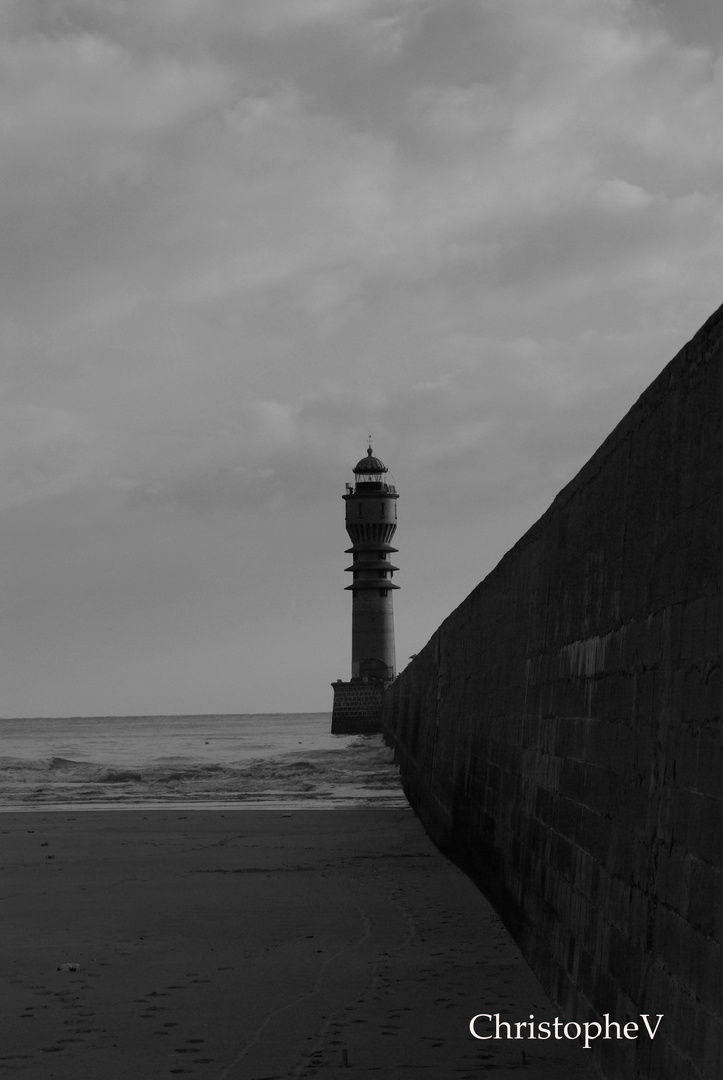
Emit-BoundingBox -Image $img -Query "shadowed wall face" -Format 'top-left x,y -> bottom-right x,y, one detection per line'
384,305 -> 723,1080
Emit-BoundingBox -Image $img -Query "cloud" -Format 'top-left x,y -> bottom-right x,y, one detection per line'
160,87 -> 399,309
0,30 -> 231,152
4,0 -> 720,355
0,27 -> 235,336
217,0 -> 422,40
127,466 -> 279,514
0,399 -> 97,508
12,0 -> 424,62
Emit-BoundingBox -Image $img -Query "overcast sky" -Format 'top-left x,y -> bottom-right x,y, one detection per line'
1,0 -> 722,717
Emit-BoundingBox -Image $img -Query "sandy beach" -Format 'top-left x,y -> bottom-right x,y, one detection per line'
2,807 -> 597,1079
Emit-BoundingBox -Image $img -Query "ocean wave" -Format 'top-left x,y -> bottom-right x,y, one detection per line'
0,736 -> 406,808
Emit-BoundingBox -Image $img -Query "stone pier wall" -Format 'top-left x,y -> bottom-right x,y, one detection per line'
383,304 -> 723,1080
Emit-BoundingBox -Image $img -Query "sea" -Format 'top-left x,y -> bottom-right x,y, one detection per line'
0,713 -> 408,812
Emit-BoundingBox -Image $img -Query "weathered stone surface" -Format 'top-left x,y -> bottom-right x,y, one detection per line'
331,680 -> 384,733
383,303 -> 723,1080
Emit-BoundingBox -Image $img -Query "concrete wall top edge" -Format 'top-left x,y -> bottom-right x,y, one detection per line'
407,301 -> 723,662
510,300 -> 723,554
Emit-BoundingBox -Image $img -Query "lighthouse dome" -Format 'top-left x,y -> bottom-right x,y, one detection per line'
354,445 -> 387,474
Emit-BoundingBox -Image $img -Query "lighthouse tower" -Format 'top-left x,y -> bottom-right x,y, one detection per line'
331,444 -> 399,734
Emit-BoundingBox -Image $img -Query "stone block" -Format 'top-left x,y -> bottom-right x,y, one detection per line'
331,680 -> 385,734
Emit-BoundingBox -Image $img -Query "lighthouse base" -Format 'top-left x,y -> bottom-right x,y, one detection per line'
330,679 -> 387,734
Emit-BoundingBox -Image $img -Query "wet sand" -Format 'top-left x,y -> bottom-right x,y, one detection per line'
1,808 -> 597,1079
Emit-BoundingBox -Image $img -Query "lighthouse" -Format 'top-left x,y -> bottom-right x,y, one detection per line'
331,444 -> 399,734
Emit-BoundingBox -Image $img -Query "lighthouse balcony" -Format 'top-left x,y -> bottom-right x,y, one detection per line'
345,543 -> 398,554
345,580 -> 399,590
343,481 -> 397,494
345,560 -> 399,573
